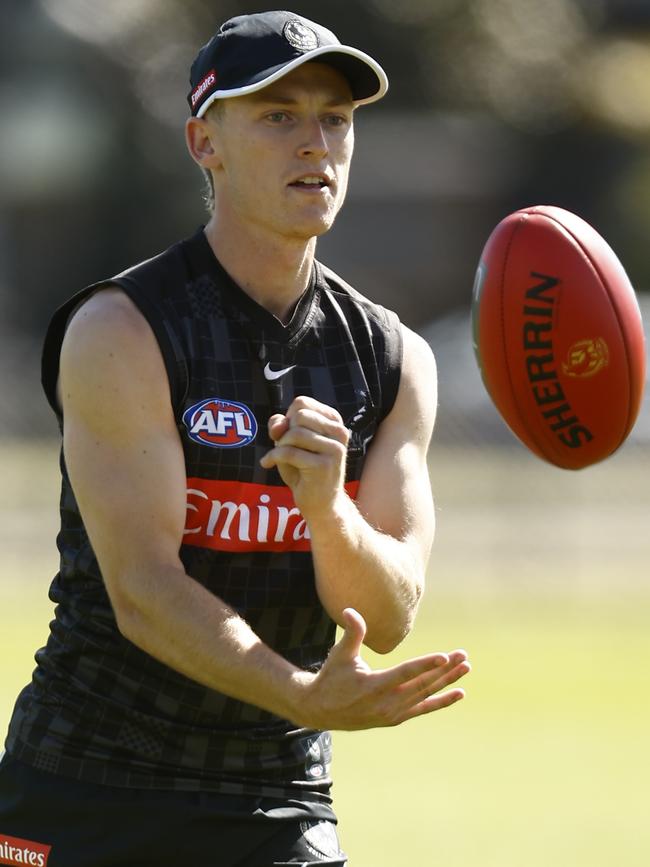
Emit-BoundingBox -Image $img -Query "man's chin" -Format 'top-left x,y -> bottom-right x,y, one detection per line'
291,212 -> 339,241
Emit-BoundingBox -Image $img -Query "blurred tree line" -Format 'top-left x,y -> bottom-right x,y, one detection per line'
1,0 -> 649,340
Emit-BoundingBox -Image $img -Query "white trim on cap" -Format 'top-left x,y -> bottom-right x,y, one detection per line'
195,44 -> 389,117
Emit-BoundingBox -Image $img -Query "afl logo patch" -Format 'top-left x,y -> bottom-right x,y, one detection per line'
283,20 -> 319,51
183,398 -> 257,448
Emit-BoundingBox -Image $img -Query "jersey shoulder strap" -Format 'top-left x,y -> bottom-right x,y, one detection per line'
317,261 -> 403,421
42,241 -> 190,420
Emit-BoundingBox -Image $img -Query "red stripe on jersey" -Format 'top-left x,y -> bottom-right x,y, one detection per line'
0,834 -> 51,867
183,478 -> 360,552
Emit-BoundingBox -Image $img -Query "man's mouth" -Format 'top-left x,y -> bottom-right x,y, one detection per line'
289,174 -> 330,190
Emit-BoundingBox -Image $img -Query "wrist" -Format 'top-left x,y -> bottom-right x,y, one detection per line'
304,488 -> 356,538
285,668 -> 321,728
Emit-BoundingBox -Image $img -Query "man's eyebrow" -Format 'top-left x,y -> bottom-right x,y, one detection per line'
250,94 -> 298,105
248,92 -> 354,108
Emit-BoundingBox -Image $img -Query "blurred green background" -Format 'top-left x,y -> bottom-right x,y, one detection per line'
1,0 -> 649,865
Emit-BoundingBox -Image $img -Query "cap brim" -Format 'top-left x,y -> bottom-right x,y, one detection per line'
195,45 -> 388,117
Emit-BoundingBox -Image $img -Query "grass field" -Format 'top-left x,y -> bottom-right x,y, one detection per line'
1,440 -> 649,866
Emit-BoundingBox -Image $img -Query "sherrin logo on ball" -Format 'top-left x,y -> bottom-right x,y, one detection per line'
183,397 -> 257,448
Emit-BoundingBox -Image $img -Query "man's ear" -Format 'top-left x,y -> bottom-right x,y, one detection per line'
185,117 -> 223,171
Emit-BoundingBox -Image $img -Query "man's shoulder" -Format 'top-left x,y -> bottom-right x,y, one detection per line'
49,235 -> 191,361
65,288 -> 150,342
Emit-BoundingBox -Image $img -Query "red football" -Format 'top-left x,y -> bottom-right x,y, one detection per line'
471,205 -> 646,469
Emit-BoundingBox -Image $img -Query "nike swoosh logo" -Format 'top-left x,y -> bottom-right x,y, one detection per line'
263,362 -> 296,381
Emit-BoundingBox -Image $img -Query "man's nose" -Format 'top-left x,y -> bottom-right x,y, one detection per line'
297,118 -> 329,158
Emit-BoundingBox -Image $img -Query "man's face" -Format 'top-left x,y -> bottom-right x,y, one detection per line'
206,63 -> 355,242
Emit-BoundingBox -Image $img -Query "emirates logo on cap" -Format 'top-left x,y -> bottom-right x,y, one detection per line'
191,69 -> 217,108
283,20 -> 319,51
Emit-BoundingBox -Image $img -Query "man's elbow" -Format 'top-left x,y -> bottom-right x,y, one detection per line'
104,570 -> 154,649
111,593 -> 148,647
364,597 -> 422,655
365,630 -> 405,655
364,618 -> 413,654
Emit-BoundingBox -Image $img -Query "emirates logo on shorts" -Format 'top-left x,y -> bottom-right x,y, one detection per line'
0,834 -> 51,867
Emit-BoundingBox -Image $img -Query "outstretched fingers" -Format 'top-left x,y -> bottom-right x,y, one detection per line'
378,650 -> 471,722
384,650 -> 468,692
393,687 -> 466,725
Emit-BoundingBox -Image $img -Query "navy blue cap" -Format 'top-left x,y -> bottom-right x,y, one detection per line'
188,10 -> 388,117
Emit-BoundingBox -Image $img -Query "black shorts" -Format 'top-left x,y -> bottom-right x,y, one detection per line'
0,753 -> 347,866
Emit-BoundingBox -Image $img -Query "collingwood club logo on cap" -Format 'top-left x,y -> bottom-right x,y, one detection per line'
283,20 -> 320,51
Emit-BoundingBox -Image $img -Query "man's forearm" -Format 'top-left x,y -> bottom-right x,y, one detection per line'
112,561 -> 468,734
307,492 -> 424,653
112,562 -> 312,724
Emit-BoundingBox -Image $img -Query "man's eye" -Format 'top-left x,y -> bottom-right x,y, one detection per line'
267,111 -> 289,122
324,115 -> 348,127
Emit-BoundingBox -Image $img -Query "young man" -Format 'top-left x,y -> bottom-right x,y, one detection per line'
0,11 -> 469,866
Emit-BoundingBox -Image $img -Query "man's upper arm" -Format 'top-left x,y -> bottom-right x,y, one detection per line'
59,288 -> 187,612
354,325 -> 437,568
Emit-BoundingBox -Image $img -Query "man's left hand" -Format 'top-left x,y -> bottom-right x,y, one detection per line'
260,396 -> 349,519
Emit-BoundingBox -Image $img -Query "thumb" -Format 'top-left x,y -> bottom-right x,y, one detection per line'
268,414 -> 289,443
334,607 -> 367,660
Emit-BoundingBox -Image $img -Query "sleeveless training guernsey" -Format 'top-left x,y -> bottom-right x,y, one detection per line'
5,228 -> 403,802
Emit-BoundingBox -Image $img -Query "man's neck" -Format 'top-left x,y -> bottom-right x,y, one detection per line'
203,215 -> 317,324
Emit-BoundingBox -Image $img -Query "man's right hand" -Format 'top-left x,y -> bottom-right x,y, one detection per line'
292,607 -> 470,731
